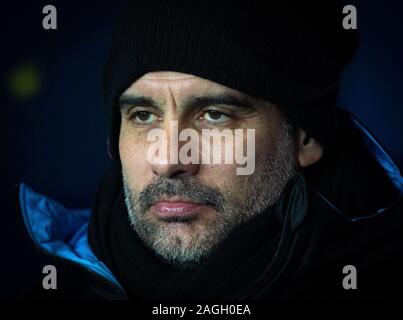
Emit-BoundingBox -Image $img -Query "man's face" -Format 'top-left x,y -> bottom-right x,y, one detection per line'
119,71 -> 297,268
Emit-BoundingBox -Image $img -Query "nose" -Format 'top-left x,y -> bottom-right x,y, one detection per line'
151,134 -> 200,178
151,160 -> 200,179
150,86 -> 201,179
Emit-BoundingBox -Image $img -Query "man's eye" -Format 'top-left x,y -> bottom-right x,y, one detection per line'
130,111 -> 157,124
202,110 -> 230,124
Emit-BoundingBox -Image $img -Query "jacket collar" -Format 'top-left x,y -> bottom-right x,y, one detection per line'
18,183 -> 124,292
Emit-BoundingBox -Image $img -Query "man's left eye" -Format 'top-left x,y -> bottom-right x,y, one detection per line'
202,110 -> 230,123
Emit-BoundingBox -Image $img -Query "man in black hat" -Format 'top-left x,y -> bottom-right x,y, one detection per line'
18,0 -> 403,299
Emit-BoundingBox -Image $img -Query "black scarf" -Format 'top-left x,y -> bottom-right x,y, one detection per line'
88,164 -> 282,300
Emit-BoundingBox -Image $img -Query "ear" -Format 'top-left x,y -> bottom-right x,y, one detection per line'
297,129 -> 324,167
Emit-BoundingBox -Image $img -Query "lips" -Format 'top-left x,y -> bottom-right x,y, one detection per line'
151,198 -> 205,219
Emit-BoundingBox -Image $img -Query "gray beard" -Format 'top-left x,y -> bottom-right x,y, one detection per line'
123,122 -> 297,269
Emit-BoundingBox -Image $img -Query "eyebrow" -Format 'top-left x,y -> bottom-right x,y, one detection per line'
119,94 -> 160,111
119,93 -> 256,113
185,94 -> 255,111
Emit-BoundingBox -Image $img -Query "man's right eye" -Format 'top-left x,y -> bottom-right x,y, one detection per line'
129,111 -> 157,125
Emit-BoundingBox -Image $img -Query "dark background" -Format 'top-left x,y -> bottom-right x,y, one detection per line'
0,1 -> 402,298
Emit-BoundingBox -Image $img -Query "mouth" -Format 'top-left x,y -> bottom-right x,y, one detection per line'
151,197 -> 207,220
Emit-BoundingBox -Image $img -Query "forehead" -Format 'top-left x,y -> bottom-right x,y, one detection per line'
124,71 -> 246,99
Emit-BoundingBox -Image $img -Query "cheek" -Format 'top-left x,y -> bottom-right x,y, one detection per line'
254,132 -> 276,166
119,129 -> 153,191
198,131 -> 277,200
198,129 -> 276,185
198,163 -> 234,192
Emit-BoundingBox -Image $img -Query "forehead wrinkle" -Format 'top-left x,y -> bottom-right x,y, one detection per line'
132,76 -> 199,104
165,82 -> 181,112
142,71 -> 197,81
142,75 -> 197,81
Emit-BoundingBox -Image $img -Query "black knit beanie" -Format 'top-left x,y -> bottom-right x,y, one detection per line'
102,0 -> 359,159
